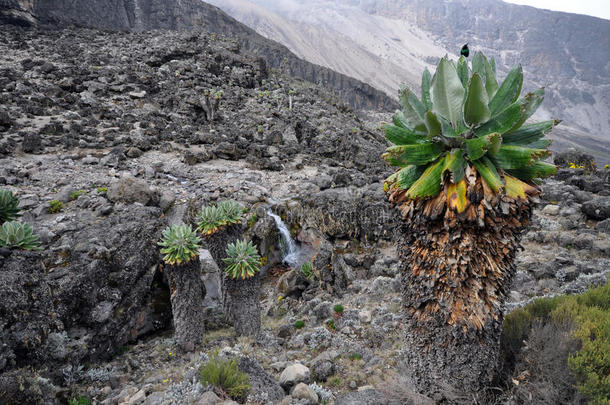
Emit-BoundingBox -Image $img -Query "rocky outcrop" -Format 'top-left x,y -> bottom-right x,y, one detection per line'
0,204 -> 166,375
0,0 -> 397,112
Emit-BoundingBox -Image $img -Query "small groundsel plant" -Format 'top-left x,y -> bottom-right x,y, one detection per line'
294,320 -> 305,329
0,188 -> 20,223
158,224 -> 201,265
0,221 -> 42,251
218,200 -> 244,225
300,261 -> 314,279
333,304 -> 344,314
223,239 -> 261,279
197,206 -> 226,235
199,351 -> 250,400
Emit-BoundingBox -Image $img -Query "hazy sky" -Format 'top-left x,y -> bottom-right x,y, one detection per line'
503,0 -> 610,20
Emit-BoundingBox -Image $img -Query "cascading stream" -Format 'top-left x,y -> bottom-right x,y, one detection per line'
267,210 -> 301,267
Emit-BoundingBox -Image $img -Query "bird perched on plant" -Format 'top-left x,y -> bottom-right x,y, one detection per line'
461,43 -> 470,57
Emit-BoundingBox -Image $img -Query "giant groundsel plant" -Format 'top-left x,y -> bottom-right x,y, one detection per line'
383,52 -> 557,209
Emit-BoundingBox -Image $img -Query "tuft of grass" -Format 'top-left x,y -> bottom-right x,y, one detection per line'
48,199 -> 63,214
348,353 -> 363,361
96,187 -> 108,193
326,320 -> 336,331
294,320 -> 305,329
69,190 -> 87,201
301,261 -> 314,280
68,396 -> 91,405
199,351 -> 250,400
333,304 -> 344,314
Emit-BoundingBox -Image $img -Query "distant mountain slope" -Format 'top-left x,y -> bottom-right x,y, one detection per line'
0,0 -> 397,111
212,0 -> 610,164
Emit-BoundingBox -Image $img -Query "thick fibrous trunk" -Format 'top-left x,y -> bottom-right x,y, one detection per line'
223,272 -> 262,337
390,171 -> 538,399
167,258 -> 206,351
202,224 -> 261,336
202,224 -> 241,269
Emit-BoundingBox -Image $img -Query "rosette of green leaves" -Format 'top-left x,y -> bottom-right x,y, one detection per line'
222,239 -> 261,280
197,206 -> 226,235
218,200 -> 243,225
158,224 -> 201,265
383,52 -> 557,206
0,221 -> 42,250
0,189 -> 20,223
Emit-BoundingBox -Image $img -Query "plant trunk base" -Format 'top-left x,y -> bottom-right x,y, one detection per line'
223,272 -> 262,338
167,259 -> 206,351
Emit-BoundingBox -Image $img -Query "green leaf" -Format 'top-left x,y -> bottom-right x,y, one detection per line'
431,58 -> 465,129
425,111 -> 442,138
483,56 -> 498,99
489,65 -> 523,116
525,139 -> 552,149
384,124 -> 427,145
396,165 -> 426,190
383,143 -> 444,166
474,102 -> 522,137
490,57 -> 497,76
507,161 -> 557,180
399,85 -> 427,132
472,53 -> 486,79
457,56 -> 469,88
489,145 -> 551,169
464,73 -> 491,126
510,88 -> 545,131
439,115 -> 458,137
443,149 -> 465,183
407,157 -> 446,198
472,156 -> 504,192
465,132 -> 502,160
503,120 -> 557,145
421,68 -> 433,110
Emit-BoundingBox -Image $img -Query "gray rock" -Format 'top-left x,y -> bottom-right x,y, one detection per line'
310,350 -> 338,381
596,218 -> 610,232
238,357 -> 284,402
291,383 -> 318,404
335,389 -> 405,405
581,197 -> 610,220
22,132 -> 42,153
279,364 -> 310,390
108,174 -> 158,206
196,390 -> 220,405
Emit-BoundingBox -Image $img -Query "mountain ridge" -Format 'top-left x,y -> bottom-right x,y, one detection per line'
212,0 -> 610,164
0,0 -> 397,111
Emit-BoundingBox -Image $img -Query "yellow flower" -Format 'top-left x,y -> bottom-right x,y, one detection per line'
163,378 -> 169,383
278,296 -> 283,301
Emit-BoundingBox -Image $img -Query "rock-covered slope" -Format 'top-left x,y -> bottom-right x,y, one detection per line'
0,25 -> 608,404
212,0 -> 610,165
0,0 -> 397,112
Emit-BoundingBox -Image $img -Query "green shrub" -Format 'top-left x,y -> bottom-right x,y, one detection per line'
69,190 -> 87,201
301,261 -> 314,279
502,283 -> 610,404
96,186 -> 108,193
0,189 -> 20,223
348,353 -> 363,361
48,199 -> 63,214
157,224 -> 201,265
222,239 -> 261,279
333,304 -> 344,314
199,351 -> 250,400
294,320 -> 305,329
197,206 -> 226,235
68,396 -> 91,405
0,221 -> 42,251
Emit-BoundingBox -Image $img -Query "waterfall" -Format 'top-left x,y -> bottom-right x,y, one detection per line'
267,210 -> 300,267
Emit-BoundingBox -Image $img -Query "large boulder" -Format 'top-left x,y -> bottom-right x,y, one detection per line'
581,197 -> 610,220
0,204 -> 167,376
